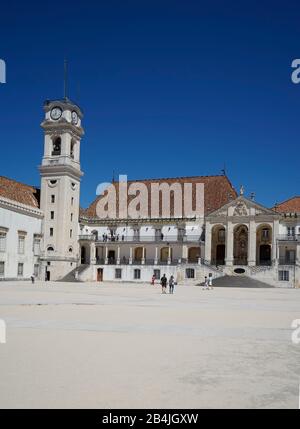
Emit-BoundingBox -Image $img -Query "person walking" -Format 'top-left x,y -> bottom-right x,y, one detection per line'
160,274 -> 167,294
151,274 -> 156,285
169,275 -> 175,294
30,273 -> 35,284
208,273 -> 213,290
202,276 -> 208,290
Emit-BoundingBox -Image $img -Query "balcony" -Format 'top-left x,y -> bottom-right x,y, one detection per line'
94,235 -> 201,244
95,257 -> 190,266
79,235 -> 96,241
277,234 -> 300,242
278,257 -> 296,266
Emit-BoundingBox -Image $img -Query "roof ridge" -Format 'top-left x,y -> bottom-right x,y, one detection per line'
0,175 -> 39,191
274,195 -> 300,207
112,173 -> 232,183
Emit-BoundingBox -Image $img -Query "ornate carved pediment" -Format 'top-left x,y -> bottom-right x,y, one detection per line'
233,201 -> 248,216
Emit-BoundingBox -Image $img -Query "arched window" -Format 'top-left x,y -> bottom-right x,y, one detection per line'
52,137 -> 61,156
70,139 -> 76,159
47,246 -> 54,252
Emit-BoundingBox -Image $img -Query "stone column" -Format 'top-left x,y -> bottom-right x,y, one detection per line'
167,246 -> 171,265
204,222 -> 212,264
248,220 -> 256,266
182,244 -> 188,263
129,247 -> 133,264
117,246 -> 120,265
105,246 -> 108,264
90,241 -> 96,265
225,221 -> 234,266
142,247 -> 145,265
154,247 -> 158,265
272,220 -> 279,264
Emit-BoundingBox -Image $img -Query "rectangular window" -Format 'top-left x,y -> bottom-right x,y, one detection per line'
186,268 -> 195,279
115,268 -> 122,279
51,195 -> 55,203
0,261 -> 4,277
50,228 -> 54,237
50,211 -> 54,220
17,263 -> 24,277
153,269 -> 160,280
18,235 -> 25,254
0,232 -> 6,252
71,213 -> 73,221
34,264 -> 39,277
278,270 -> 289,281
262,229 -> 269,239
70,229 -> 73,238
33,238 -> 40,256
134,269 -> 141,279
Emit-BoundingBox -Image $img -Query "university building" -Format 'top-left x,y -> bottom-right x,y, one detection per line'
0,98 -> 299,287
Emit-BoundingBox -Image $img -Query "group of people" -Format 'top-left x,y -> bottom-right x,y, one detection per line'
102,233 -> 125,242
151,273 -> 175,294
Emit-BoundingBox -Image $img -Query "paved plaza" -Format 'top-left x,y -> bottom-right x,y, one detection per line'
0,281 -> 299,408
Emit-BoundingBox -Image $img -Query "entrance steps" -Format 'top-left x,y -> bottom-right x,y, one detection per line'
207,275 -> 274,288
57,264 -> 89,282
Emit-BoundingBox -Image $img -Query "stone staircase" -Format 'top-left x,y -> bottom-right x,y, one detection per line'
199,275 -> 274,288
57,264 -> 89,282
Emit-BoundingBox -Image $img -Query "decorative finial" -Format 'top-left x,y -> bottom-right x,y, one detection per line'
239,185 -> 244,196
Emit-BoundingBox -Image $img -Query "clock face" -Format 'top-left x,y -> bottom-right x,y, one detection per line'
50,107 -> 62,120
71,111 -> 78,125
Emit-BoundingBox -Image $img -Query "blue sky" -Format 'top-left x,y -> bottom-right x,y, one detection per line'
0,0 -> 299,209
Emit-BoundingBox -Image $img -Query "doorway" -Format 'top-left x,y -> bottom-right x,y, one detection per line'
97,268 -> 103,282
216,244 -> 225,265
259,244 -> 271,265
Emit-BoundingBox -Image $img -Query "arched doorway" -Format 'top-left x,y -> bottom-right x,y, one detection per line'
233,225 -> 248,265
256,225 -> 272,265
216,244 -> 225,265
134,247 -> 144,262
211,225 -> 226,265
188,247 -> 200,263
160,247 -> 171,262
81,246 -> 86,264
108,250 -> 115,264
259,244 -> 271,265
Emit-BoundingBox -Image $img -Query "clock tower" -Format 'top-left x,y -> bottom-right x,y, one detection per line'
39,98 -> 84,281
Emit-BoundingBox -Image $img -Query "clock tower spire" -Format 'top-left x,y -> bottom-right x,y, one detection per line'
39,98 -> 84,281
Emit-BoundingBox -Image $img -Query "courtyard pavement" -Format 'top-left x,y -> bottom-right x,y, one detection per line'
0,281 -> 299,408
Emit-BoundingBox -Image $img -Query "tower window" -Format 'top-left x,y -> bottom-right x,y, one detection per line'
50,211 -> 54,220
70,213 -> 73,221
71,197 -> 74,205
50,228 -> 54,237
70,140 -> 76,159
51,195 -> 55,203
52,137 -> 61,156
70,229 -> 73,238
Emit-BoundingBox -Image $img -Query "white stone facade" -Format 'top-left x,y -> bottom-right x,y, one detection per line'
0,98 -> 299,287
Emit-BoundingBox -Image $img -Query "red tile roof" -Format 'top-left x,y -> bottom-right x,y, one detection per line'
0,176 -> 40,208
84,175 -> 237,218
273,196 -> 300,213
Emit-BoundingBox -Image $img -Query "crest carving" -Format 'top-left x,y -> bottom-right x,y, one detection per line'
233,201 -> 248,216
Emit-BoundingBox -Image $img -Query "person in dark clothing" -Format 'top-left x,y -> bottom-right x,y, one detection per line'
160,274 -> 167,294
